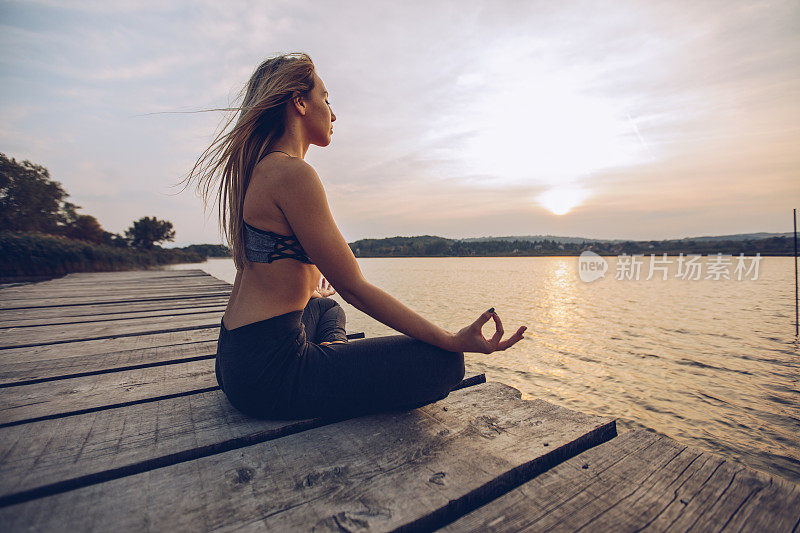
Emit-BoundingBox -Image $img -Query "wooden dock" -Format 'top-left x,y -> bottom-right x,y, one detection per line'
1,269 -> 798,531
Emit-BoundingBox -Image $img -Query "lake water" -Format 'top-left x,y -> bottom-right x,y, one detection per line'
164,255 -> 800,484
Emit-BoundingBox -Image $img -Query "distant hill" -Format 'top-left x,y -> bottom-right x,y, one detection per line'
459,232 -> 793,244
178,232 -> 795,259
349,232 -> 795,257
460,235 -> 605,244
671,232 -> 794,242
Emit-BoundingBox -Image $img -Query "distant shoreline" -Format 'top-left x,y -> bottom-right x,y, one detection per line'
3,230 -> 793,282
349,252 -> 793,258
346,234 -> 794,258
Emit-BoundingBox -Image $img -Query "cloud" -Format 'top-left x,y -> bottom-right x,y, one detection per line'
86,55 -> 194,82
7,0 -> 183,13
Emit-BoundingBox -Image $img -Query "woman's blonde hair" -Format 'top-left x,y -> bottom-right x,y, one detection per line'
181,53 -> 316,271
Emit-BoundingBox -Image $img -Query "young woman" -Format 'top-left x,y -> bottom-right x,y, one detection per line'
184,53 -> 527,420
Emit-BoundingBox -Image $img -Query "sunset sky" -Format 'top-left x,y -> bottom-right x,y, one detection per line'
1,0 -> 798,246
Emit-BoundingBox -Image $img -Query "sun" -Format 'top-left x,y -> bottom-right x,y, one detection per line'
537,187 -> 591,215
427,43 -> 650,214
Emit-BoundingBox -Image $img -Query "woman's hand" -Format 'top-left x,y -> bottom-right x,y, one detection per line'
450,308 -> 526,354
315,276 -> 337,298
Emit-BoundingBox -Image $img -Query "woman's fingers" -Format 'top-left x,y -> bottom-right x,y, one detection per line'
472,308 -> 494,332
489,312 -> 504,346
316,277 -> 336,296
458,309 -> 525,354
497,326 -> 526,351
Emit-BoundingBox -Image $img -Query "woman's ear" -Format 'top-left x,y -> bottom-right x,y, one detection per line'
291,92 -> 307,116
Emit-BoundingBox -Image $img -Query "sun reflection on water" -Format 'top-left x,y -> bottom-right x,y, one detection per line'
166,256 -> 800,484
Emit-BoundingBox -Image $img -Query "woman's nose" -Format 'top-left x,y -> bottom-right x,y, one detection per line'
331,111 -> 336,122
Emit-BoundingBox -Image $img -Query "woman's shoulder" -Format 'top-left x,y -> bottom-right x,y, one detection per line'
252,154 -> 319,189
247,156 -> 326,223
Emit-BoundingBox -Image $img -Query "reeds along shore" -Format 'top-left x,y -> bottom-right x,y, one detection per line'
0,231 -> 208,279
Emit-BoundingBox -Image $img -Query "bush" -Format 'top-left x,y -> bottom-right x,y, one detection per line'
0,231 -> 205,277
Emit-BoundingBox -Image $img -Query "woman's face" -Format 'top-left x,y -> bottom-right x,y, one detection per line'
305,72 -> 336,147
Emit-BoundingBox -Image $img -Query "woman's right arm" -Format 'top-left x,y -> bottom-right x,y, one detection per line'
275,161 -> 525,353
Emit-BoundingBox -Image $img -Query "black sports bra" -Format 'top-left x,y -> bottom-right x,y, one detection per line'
243,221 -> 314,264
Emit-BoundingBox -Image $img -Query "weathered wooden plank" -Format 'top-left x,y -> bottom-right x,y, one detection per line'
0,373 -> 485,507
0,270 -> 212,295
0,277 -> 228,297
0,271 -> 218,295
0,326 -> 220,365
0,304 -> 228,328
0,358 -> 217,426
0,329 -> 384,423
0,270 -> 228,302
60,269 -> 208,278
0,288 -> 231,310
0,284 -> 231,309
0,278 -> 223,293
719,470 -> 800,532
440,429 -> 800,532
0,331 -> 365,386
0,297 -> 229,324
0,276 -> 230,301
0,312 -> 224,349
0,382 -> 616,531
33,269 -> 209,282
0,326 -> 361,374
0,390 -> 313,505
0,286 -> 231,304
0,339 -> 218,386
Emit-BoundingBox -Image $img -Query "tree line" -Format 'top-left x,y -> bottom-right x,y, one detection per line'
0,153 -> 229,279
1,153 -> 179,249
349,235 -> 794,257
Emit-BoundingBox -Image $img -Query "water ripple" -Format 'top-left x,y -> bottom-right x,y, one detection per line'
172,256 -> 800,485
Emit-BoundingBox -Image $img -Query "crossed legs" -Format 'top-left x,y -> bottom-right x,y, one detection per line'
286,296 -> 466,419
301,296 -> 349,345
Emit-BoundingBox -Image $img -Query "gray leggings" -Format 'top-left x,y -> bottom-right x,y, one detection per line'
215,297 -> 465,419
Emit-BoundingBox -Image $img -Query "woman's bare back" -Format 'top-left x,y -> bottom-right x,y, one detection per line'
222,154 -> 321,330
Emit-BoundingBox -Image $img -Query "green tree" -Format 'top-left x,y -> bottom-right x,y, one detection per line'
101,231 -> 130,248
60,201 -> 81,226
60,214 -> 106,244
0,153 -> 73,233
125,216 -> 176,249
